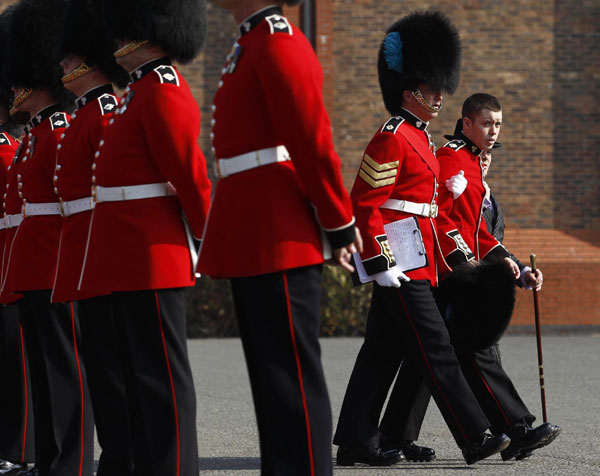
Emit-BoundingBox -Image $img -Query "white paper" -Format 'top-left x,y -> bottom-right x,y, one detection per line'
353,217 -> 427,283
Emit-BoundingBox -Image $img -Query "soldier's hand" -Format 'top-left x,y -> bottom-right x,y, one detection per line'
373,267 -> 410,288
503,257 -> 521,279
446,170 -> 467,199
524,268 -> 543,291
332,227 -> 363,273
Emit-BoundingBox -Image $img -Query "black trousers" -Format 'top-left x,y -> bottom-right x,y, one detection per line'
230,265 -> 332,476
379,345 -> 534,442
333,281 -> 489,449
78,289 -> 198,476
18,291 -> 94,476
0,303 -> 35,464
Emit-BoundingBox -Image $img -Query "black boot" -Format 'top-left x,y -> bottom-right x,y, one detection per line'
0,460 -> 27,476
379,435 -> 436,462
501,421 -> 561,461
462,432 -> 511,465
336,445 -> 402,466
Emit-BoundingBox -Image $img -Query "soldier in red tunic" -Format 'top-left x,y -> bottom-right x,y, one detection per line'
73,0 -> 211,474
0,6 -> 35,474
333,11 -> 515,467
1,1 -> 94,476
200,1 -> 361,475
53,1 -> 133,475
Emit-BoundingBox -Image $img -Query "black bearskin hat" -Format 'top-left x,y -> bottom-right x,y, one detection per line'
3,0 -> 74,110
436,260 -> 516,352
62,0 -> 129,88
102,0 -> 207,64
378,10 -> 461,115
0,5 -> 16,109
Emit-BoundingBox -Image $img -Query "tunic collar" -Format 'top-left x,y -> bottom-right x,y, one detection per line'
25,104 -> 60,133
129,57 -> 172,83
76,84 -> 114,110
238,5 -> 282,36
399,108 -> 429,131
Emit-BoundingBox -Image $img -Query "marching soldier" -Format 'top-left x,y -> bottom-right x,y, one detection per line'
200,1 -> 361,474
333,11 -> 513,466
74,0 -> 211,473
1,1 -> 94,475
52,1 -> 133,475
0,6 -> 35,475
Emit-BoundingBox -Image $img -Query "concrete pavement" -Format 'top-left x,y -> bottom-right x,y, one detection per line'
190,333 -> 600,475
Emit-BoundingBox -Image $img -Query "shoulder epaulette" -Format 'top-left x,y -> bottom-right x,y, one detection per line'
266,14 -> 292,35
380,116 -> 405,135
50,112 -> 68,130
443,139 -> 466,151
0,132 -> 11,146
98,94 -> 118,115
153,65 -> 180,86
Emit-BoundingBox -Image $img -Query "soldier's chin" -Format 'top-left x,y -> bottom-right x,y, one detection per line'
11,110 -> 30,125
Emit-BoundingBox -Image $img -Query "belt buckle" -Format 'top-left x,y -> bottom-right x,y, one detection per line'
21,203 -> 27,218
430,204 -> 438,218
59,200 -> 66,217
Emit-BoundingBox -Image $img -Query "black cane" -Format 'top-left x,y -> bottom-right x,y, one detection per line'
530,254 -> 548,423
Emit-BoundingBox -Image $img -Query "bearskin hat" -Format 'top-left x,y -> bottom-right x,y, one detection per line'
436,260 -> 516,352
62,0 -> 129,88
2,0 -> 74,110
378,10 -> 461,115
102,0 -> 206,64
0,5 -> 16,109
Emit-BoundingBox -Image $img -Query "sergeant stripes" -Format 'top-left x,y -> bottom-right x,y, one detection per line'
358,154 -> 399,188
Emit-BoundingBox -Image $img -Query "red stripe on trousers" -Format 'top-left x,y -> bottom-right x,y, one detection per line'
19,324 -> 28,463
154,292 -> 181,476
469,354 -> 512,427
397,289 -> 470,444
69,302 -> 85,476
282,272 -> 315,476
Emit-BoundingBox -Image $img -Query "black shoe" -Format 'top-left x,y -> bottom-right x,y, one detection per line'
501,422 -> 561,461
0,460 -> 26,476
462,432 -> 511,465
15,468 -> 37,476
380,437 -> 436,462
336,445 -> 402,466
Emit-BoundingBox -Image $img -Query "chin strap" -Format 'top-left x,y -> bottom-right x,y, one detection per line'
10,88 -> 32,116
412,88 -> 442,113
62,62 -> 93,84
114,40 -> 149,59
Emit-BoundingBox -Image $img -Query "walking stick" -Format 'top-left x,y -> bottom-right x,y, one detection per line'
530,254 -> 548,423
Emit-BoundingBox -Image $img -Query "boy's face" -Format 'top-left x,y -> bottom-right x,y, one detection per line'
480,149 -> 492,178
463,108 -> 502,151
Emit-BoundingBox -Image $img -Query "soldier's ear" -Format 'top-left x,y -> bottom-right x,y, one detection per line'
462,115 -> 472,131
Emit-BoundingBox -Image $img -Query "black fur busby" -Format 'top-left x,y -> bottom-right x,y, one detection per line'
62,0 -> 129,88
102,0 -> 207,64
436,261 -> 516,352
3,0 -> 74,110
378,10 -> 461,115
0,5 -> 16,109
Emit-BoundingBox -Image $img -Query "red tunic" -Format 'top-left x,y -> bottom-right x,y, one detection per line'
77,60 -> 211,294
436,138 -> 508,268
351,112 -> 454,287
198,9 -> 355,278
0,130 -> 21,304
3,107 -> 68,293
51,86 -> 118,302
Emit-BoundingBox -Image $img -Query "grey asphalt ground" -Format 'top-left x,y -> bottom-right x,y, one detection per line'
94,333 -> 600,475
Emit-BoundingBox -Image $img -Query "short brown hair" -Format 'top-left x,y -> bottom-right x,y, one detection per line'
461,93 -> 501,120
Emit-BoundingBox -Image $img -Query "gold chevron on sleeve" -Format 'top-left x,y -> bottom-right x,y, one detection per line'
359,153 -> 398,188
359,169 -> 396,188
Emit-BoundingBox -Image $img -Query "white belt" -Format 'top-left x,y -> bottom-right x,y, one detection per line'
22,202 -> 62,217
60,197 -> 94,217
381,199 -> 438,218
2,213 -> 23,229
93,182 -> 177,203
215,145 -> 290,179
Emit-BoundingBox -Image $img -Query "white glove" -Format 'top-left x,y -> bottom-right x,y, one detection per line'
446,170 -> 467,199
373,268 -> 411,288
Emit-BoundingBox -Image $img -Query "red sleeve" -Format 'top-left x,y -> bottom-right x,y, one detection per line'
141,82 -> 212,238
350,132 -> 401,274
255,33 -> 355,247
